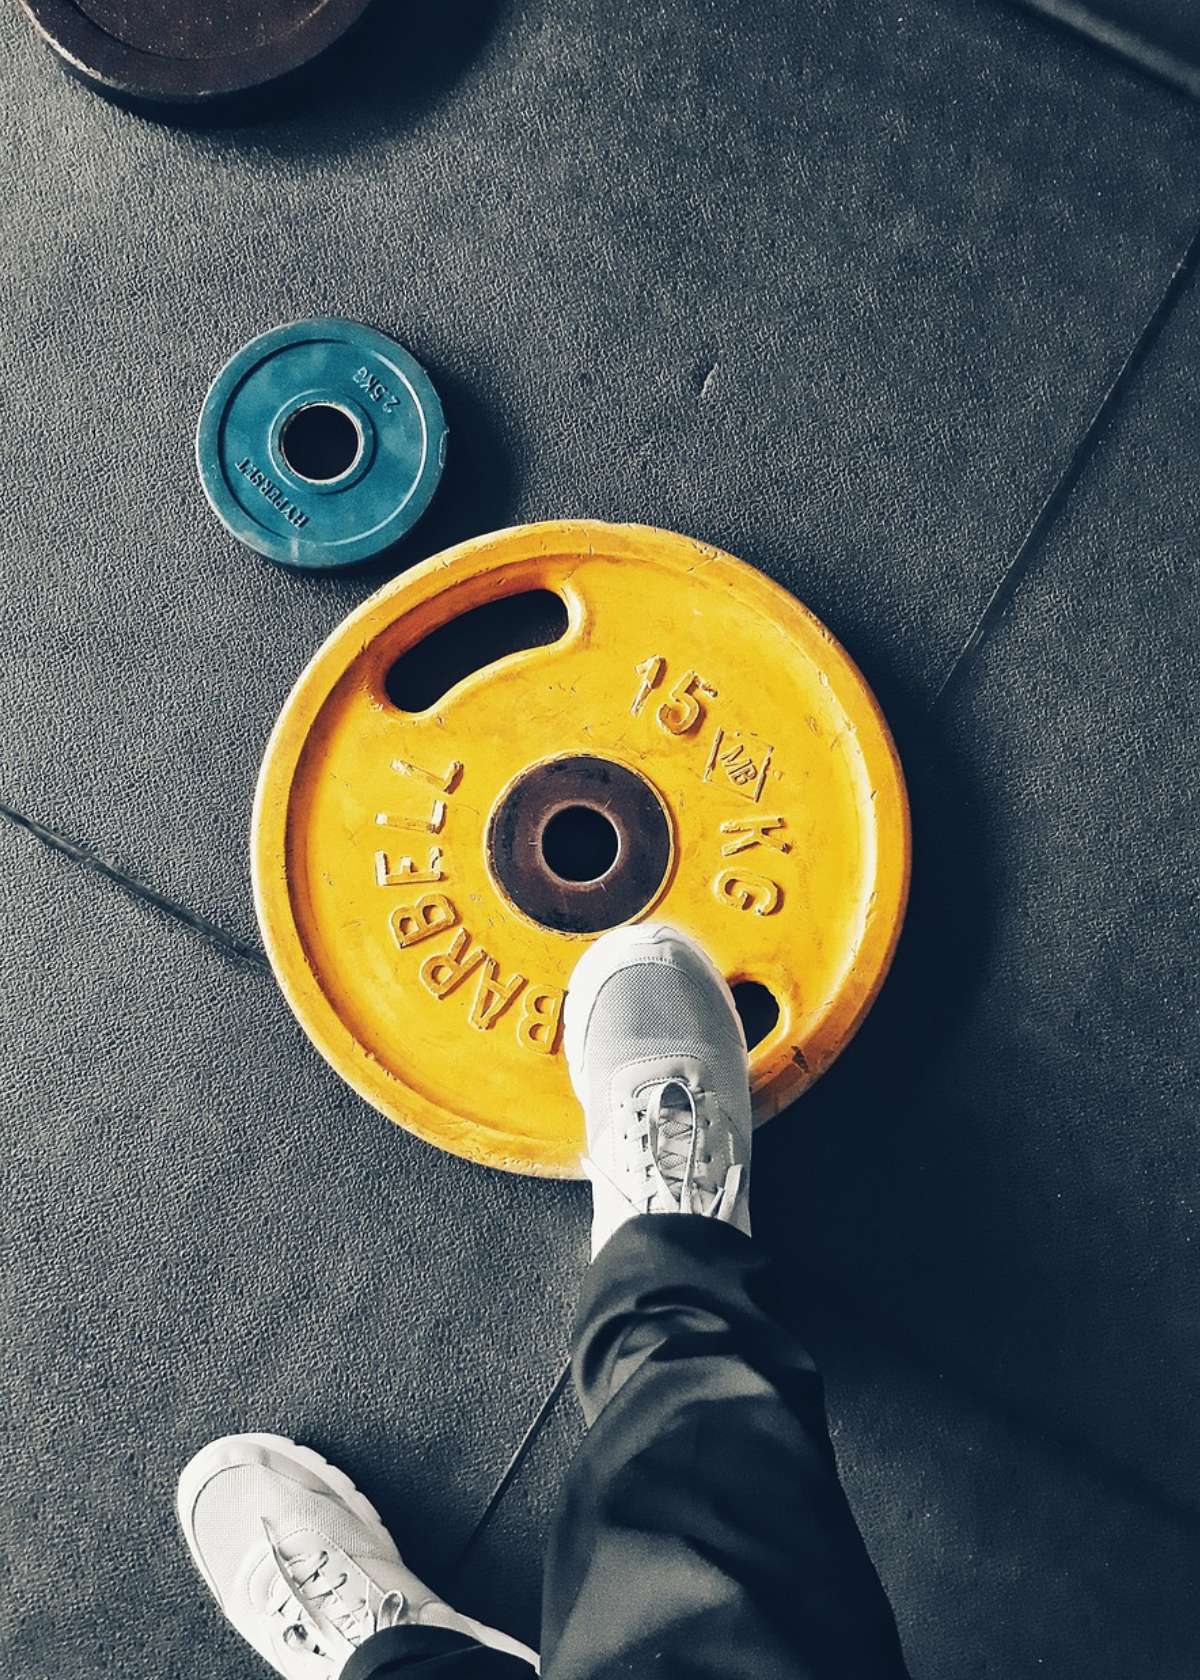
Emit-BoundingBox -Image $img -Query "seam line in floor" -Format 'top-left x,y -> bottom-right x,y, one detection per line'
930,213 -> 1200,712
447,1359 -> 573,1579
0,801 -> 267,970
1008,0 -> 1200,101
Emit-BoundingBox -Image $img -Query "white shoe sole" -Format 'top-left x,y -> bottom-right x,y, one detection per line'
563,920 -> 748,1107
176,1431 -> 395,1609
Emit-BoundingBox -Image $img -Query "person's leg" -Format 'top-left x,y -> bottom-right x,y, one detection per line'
541,922 -> 910,1680
541,1216 -> 910,1680
176,1433 -> 537,1678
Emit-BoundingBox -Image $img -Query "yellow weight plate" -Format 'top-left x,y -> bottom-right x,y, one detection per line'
252,520 -> 910,1178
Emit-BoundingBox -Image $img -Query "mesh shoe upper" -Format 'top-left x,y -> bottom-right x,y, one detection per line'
189,1464 -> 401,1607
565,925 -> 753,1252
179,1436 -> 439,1679
580,961 -> 749,1123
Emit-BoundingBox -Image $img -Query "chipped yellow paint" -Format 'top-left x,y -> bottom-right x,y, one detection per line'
252,521 -> 910,1177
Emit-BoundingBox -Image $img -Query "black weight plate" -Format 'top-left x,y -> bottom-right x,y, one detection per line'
19,0 -> 374,106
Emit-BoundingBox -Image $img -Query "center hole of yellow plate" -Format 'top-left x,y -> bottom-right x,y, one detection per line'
541,803 -> 620,883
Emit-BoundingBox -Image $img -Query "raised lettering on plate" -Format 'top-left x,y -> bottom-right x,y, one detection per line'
517,987 -> 565,1055
375,846 -> 444,888
389,894 -> 459,949
714,869 -> 782,916
718,815 -> 790,857
375,758 -> 464,840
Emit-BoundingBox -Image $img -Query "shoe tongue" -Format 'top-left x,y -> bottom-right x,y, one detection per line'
263,1525 -> 375,1659
648,1080 -> 697,1203
658,1079 -> 691,1114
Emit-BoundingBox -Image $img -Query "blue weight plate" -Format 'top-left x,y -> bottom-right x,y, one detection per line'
196,318 -> 447,571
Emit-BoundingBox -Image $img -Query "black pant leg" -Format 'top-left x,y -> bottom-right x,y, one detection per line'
342,1626 -> 533,1678
540,1215 -> 911,1680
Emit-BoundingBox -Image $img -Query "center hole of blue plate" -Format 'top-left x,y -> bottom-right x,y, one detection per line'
281,403 -> 361,483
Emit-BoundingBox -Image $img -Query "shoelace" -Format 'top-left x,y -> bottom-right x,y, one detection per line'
647,1082 -> 705,1199
587,1079 -> 744,1219
263,1519 -> 406,1667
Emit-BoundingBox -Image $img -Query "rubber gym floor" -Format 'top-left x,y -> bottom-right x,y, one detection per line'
2,3 -> 1198,1676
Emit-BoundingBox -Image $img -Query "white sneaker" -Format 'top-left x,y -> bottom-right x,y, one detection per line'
177,1433 -> 537,1678
564,923 -> 753,1258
